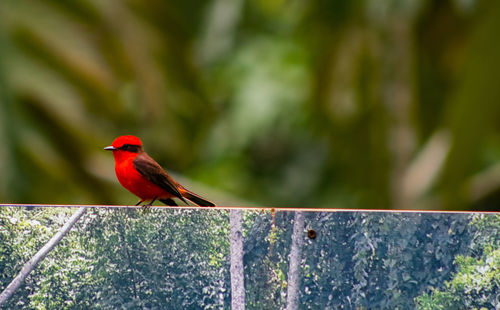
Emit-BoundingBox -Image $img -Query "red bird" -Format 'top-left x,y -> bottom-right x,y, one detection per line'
105,135 -> 215,207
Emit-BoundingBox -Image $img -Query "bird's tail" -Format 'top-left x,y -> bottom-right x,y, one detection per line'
182,189 -> 216,207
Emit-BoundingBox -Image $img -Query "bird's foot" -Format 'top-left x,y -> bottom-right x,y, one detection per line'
140,198 -> 157,214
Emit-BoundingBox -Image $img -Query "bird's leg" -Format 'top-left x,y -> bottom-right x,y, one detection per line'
141,197 -> 157,214
135,200 -> 144,206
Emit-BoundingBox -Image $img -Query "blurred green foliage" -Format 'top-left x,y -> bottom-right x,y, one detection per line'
1,0 -> 500,209
2,2 -> 499,307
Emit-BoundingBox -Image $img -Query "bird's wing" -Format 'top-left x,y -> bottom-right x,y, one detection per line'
132,152 -> 186,202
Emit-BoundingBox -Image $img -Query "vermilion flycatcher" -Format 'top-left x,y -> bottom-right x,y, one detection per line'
105,135 -> 215,207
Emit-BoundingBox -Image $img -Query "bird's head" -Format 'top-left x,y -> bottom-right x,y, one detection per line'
105,135 -> 144,159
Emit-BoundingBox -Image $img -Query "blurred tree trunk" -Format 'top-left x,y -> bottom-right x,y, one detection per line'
377,4 -> 419,209
0,34 -> 19,202
197,0 -> 244,64
230,209 -> 245,310
439,0 -> 500,209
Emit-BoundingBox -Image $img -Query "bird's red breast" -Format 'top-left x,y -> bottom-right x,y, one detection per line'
114,153 -> 175,201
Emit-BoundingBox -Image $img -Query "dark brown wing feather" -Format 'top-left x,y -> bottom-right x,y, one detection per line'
182,190 -> 215,207
132,152 -> 187,203
159,198 -> 178,206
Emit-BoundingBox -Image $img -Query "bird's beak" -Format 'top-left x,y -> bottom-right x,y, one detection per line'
104,146 -> 117,151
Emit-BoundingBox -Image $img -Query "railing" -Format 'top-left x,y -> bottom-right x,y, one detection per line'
0,205 -> 498,309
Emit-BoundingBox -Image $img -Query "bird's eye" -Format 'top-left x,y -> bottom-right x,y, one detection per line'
121,144 -> 140,153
